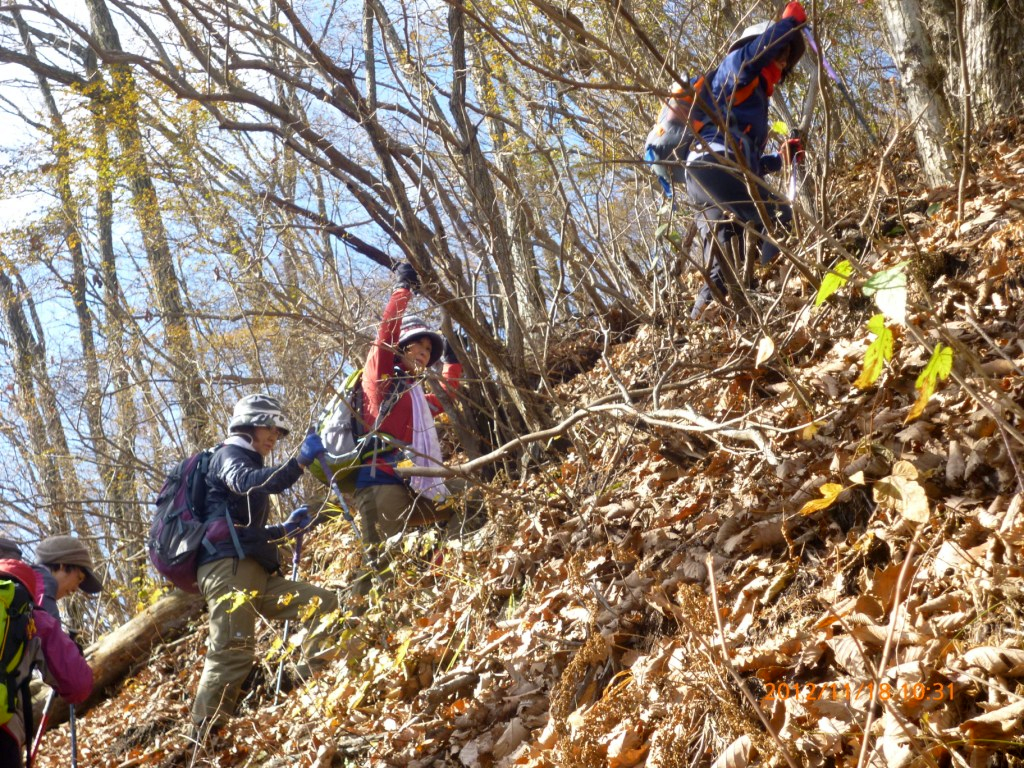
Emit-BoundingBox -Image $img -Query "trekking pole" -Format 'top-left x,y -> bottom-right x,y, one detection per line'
69,704 -> 78,768
317,453 -> 382,595
29,689 -> 57,763
274,531 -> 304,697
801,29 -> 878,145
317,454 -> 373,564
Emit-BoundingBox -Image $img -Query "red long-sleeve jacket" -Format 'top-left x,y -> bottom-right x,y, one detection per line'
358,288 -> 461,484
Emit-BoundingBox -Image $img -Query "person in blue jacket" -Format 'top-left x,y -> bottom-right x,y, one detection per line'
191,395 -> 340,734
684,1 -> 808,319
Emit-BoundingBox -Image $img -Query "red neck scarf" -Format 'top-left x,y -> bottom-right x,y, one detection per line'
761,62 -> 783,97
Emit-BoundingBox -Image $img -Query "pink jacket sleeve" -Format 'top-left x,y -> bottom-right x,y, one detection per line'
34,609 -> 93,704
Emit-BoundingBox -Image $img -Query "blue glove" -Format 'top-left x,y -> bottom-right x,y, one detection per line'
282,505 -> 310,536
394,262 -> 421,292
297,431 -> 324,467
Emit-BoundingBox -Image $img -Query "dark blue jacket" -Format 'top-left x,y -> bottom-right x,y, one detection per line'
696,18 -> 803,175
198,438 -> 304,573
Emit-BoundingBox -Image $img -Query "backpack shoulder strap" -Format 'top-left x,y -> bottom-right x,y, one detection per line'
21,674 -> 33,768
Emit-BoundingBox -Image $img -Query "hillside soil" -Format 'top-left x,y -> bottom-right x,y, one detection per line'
33,121 -> 1024,768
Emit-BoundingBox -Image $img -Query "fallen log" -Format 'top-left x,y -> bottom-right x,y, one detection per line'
41,589 -> 203,729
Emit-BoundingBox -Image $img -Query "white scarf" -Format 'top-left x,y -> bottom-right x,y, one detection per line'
407,382 -> 450,502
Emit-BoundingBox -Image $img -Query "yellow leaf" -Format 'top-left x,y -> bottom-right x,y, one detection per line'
799,482 -> 846,516
855,317 -> 894,389
906,344 -> 953,423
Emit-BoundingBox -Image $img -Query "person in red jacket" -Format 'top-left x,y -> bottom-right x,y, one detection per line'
0,559 -> 92,768
351,262 -> 462,598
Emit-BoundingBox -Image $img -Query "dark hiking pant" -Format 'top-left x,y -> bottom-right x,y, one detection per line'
685,154 -> 792,318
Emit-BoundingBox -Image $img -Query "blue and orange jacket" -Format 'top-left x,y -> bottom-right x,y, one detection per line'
696,17 -> 803,175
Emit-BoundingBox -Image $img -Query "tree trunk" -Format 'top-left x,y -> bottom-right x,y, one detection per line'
14,11 -> 117,535
916,0 -> 1024,125
877,0 -> 958,187
960,0 -> 1024,123
91,88 -> 147,597
40,591 -> 204,729
0,265 -> 77,533
85,0 -> 211,449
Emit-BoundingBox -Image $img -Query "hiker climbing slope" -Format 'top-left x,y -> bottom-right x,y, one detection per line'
28,536 -> 102,734
349,262 -> 462,600
0,559 -> 92,768
681,2 -> 808,319
191,395 -> 340,733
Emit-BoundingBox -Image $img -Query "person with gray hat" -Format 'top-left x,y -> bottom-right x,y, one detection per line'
190,393 -> 340,734
347,261 -> 463,601
27,536 -> 100,749
32,535 -> 103,625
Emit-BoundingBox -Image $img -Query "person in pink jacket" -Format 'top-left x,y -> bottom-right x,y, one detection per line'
0,559 -> 92,768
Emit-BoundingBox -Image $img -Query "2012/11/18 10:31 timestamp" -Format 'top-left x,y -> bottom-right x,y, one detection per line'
762,681 -> 954,703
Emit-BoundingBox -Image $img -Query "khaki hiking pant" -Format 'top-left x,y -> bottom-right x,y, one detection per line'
350,482 -> 449,598
192,557 -> 340,724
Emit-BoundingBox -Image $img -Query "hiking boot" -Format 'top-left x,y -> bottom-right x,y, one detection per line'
187,717 -> 227,747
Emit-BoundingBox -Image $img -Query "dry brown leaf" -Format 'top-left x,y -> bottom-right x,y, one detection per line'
961,646 -> 1024,677
710,734 -> 755,768
946,440 -> 965,486
932,539 -> 988,580
960,698 -> 1024,744
755,336 -> 775,368
827,635 -> 872,678
873,462 -> 930,523
998,493 -> 1024,544
492,717 -> 529,760
604,723 -> 649,768
877,710 -> 917,768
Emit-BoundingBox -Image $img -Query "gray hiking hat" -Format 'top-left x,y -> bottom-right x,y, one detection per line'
228,393 -> 292,435
397,316 -> 444,366
0,537 -> 22,560
35,535 -> 103,594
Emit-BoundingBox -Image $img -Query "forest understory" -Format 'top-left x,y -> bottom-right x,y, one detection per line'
32,118 -> 1024,768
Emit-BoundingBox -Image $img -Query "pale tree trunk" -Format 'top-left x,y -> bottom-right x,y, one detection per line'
877,0 -> 958,187
963,0 -> 1024,121
85,0 -> 211,449
922,0 -> 1024,123
0,266 -> 76,533
91,91 -> 147,575
13,12 -> 120,532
